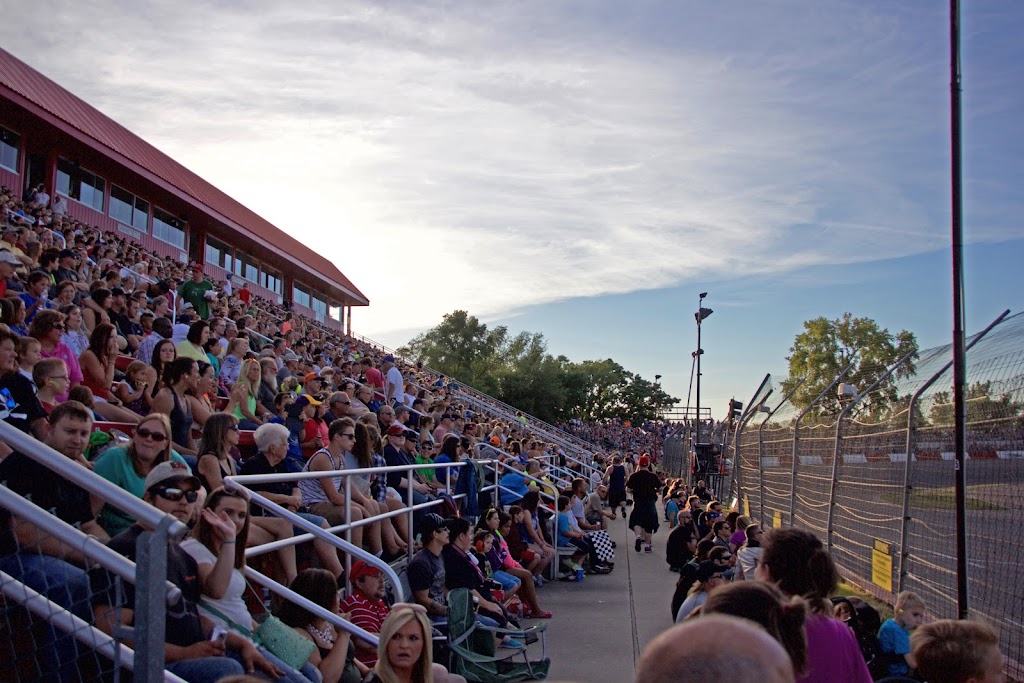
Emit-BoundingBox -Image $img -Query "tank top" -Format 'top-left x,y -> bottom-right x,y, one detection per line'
169,388 -> 193,448
82,354 -> 111,400
231,394 -> 256,422
299,448 -> 343,506
609,464 -> 626,492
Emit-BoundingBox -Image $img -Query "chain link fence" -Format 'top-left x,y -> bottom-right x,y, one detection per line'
715,311 -> 1024,679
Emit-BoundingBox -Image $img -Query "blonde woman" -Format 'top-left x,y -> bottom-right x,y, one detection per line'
225,358 -> 265,429
364,604 -> 466,683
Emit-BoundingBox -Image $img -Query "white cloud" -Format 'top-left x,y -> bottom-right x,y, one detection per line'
5,1 -> 1021,340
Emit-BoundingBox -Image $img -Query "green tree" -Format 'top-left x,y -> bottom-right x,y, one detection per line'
783,313 -> 919,418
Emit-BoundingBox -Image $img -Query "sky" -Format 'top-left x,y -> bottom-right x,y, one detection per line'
4,1 -> 1023,418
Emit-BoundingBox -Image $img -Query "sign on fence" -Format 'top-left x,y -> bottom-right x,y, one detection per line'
872,539 -> 893,593
773,510 -> 782,528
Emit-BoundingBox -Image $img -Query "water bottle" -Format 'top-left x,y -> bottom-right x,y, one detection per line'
575,568 -> 584,582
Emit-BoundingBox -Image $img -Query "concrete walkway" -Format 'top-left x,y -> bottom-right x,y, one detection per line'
528,506 -> 680,682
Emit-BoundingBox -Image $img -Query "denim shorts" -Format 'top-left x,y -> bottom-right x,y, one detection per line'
492,569 -> 522,591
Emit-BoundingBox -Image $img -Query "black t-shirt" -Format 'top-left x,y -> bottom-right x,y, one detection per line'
407,547 -> 446,606
0,372 -> 46,434
626,470 -> 662,503
89,525 -> 206,647
238,452 -> 299,515
0,450 -> 95,556
383,444 -> 413,489
441,545 -> 492,600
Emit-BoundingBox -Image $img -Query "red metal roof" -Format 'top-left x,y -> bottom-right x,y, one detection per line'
0,47 -> 368,306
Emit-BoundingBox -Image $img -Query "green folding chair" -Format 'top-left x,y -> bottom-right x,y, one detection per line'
446,588 -> 550,682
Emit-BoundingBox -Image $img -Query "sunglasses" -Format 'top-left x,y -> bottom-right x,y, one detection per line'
136,428 -> 168,442
153,487 -> 198,503
341,432 -> 356,438
228,424 -> 240,431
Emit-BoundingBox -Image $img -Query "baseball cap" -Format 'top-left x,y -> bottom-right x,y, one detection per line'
386,423 -> 406,437
489,436 -> 501,446
696,560 -> 725,583
638,455 -> 651,468
0,250 -> 19,265
419,513 -> 449,538
304,372 -> 321,383
383,354 -> 395,363
349,560 -> 383,582
144,461 -> 200,492
282,351 -> 300,362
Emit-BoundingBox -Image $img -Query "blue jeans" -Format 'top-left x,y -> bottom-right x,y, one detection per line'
0,552 -> 91,683
492,570 -> 521,591
227,646 -> 322,682
166,655 -> 244,682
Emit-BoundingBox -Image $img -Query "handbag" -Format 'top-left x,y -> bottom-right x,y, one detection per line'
200,598 -> 315,670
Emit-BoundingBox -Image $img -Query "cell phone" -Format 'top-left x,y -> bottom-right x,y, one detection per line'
210,626 -> 228,645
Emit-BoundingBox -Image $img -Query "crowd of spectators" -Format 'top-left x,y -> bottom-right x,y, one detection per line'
559,417 -> 670,457
0,184 -> 583,682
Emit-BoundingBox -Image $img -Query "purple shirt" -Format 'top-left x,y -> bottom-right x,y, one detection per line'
800,614 -> 873,683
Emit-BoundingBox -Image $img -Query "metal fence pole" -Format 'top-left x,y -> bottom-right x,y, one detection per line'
791,362 -> 857,527
131,516 -> 174,682
730,375 -> 772,505
896,310 -> 1008,592
826,352 -> 916,553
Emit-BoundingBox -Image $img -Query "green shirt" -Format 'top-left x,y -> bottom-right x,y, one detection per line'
180,278 -> 214,319
92,445 -> 190,536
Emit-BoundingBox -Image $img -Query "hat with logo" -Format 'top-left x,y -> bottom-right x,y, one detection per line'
144,461 -> 200,492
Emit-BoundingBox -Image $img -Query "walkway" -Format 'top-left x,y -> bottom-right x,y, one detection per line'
532,504 -> 679,682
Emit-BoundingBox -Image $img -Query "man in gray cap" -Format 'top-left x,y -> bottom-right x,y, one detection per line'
277,350 -> 301,384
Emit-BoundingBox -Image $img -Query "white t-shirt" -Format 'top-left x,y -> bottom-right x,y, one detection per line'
180,539 -> 252,632
386,365 -> 403,402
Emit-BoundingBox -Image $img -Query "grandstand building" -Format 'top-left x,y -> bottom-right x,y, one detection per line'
0,47 -> 367,331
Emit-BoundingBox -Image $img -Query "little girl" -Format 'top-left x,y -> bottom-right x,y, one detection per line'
878,591 -> 926,678
114,360 -> 150,416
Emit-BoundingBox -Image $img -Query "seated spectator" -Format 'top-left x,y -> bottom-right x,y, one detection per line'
181,487 -> 319,683
91,462 -> 275,682
113,359 -> 150,415
220,337 -> 248,387
226,358 -> 266,430
485,510 -> 551,618
176,320 -> 210,363
4,295 -> 29,335
152,357 -> 201,455
186,360 -> 219,428
339,561 -> 392,667
407,513 -> 450,622
92,413 -> 193,536
135,315 -> 173,366
911,620 -> 1004,683
298,418 -> 366,550
0,328 -> 48,438
58,303 -> 90,358
736,524 -> 764,580
699,581 -> 809,677
78,322 -> 140,423
634,614 -> 795,683
142,337 -> 176,413
585,484 -> 616,531
382,423 -> 433,505
675,560 -> 729,622
277,568 -> 367,683
665,508 -> 697,572
505,504 -> 553,581
242,422 -> 344,580
498,459 -> 530,505
19,270 -> 54,323
32,357 -> 70,414
301,396 -> 330,460
0,401 -> 108,681
755,528 -> 872,683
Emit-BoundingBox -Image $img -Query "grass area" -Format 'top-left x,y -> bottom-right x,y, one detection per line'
881,486 -> 1006,511
834,581 -> 893,620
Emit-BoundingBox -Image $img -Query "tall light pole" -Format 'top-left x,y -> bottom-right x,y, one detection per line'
694,292 -> 713,441
654,374 -> 662,420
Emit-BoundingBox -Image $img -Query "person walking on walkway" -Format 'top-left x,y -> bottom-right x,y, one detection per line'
603,455 -> 628,520
626,455 -> 661,553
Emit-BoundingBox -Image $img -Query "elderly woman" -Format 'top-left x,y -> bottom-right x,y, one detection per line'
91,413 -> 197,536
239,422 -> 344,581
30,309 -> 82,402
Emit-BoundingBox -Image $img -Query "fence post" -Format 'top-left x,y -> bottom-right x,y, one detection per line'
896,310 -> 1008,591
730,374 -> 772,507
132,515 -> 174,682
791,362 -> 857,527
826,351 -> 916,552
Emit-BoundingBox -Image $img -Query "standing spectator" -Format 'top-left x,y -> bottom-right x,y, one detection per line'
626,455 -> 661,553
179,265 -> 215,320
603,455 -> 629,519
382,355 -> 403,406
50,192 -> 68,217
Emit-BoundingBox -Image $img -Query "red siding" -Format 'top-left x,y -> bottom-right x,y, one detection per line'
0,165 -> 18,190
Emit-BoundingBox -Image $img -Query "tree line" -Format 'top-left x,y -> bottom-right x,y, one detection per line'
398,310 -> 678,424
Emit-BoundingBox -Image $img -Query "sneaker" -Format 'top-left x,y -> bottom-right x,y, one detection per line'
611,541 -> 617,548
566,560 -> 583,572
644,544 -> 653,553
588,565 -> 613,575
500,639 -> 524,649
635,537 -> 643,553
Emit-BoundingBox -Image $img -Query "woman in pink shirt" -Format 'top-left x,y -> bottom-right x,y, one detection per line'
30,309 -> 83,402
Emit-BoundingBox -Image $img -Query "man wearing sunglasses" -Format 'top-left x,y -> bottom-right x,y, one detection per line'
92,461 -> 281,682
0,400 -> 107,681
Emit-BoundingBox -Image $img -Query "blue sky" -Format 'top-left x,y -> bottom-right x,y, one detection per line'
4,1 -> 1022,416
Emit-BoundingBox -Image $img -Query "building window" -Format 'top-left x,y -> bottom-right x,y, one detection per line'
153,207 -> 186,248
293,282 -> 311,308
0,126 -> 20,172
205,236 -> 234,272
56,158 -> 106,212
312,294 -> 328,316
109,185 -> 149,231
233,250 -> 258,282
260,267 -> 282,295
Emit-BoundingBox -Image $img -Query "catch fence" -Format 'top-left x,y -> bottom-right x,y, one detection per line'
724,310 -> 1024,679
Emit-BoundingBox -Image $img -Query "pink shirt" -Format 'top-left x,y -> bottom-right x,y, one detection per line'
40,341 -> 84,402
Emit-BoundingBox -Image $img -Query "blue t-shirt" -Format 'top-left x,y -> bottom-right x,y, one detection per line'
556,513 -> 573,547
877,618 -> 911,676
499,471 -> 529,505
666,500 -> 680,527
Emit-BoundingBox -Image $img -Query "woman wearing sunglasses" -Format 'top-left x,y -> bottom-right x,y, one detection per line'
30,309 -> 83,403
197,412 -> 299,586
91,413 -> 199,537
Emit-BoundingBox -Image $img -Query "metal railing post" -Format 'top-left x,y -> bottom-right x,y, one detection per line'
791,361 -> 857,527
730,375 -> 772,505
896,310 -> 1008,591
344,474 -> 353,593
406,466 -> 415,562
132,515 -> 174,682
826,351 -> 916,552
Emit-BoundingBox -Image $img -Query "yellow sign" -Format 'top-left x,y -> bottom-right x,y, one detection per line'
773,510 -> 782,528
743,495 -> 750,517
871,540 -> 893,593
